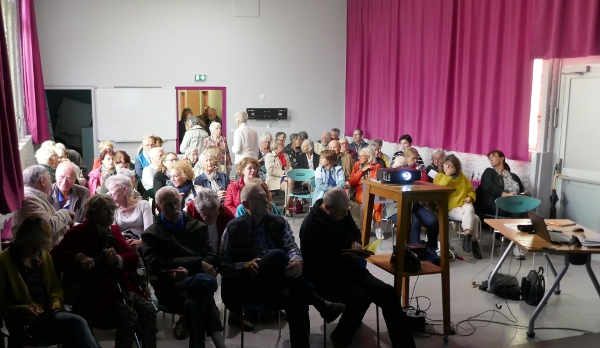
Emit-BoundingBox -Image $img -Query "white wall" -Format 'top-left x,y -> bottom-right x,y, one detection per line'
34,0 -> 347,148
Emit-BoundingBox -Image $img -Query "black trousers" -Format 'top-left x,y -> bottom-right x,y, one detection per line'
222,249 -> 312,348
312,267 -> 415,348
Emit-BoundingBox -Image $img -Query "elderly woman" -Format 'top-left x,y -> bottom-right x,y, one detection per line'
186,187 -> 235,253
185,146 -> 199,168
50,194 -> 157,348
54,143 -> 87,186
152,151 -> 178,194
35,146 -> 60,183
193,151 -> 229,202
180,116 -> 209,154
88,148 -> 115,195
265,141 -> 294,215
284,133 -> 303,169
258,132 -> 274,170
0,217 -> 97,347
117,168 -> 145,200
297,139 -> 320,170
235,178 -> 282,217
224,157 -> 260,215
425,148 -> 446,183
179,108 -> 194,149
203,121 -> 232,174
434,154 -> 482,259
349,147 -> 383,238
169,160 -> 201,210
313,149 -> 345,204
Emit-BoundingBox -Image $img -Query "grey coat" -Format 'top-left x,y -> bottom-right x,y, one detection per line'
48,183 -> 91,223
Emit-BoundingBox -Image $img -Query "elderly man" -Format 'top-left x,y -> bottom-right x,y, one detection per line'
143,186 -> 225,348
231,110 -> 259,164
300,188 -> 416,348
141,147 -> 164,193
49,162 -> 90,223
297,139 -> 320,170
313,131 -> 331,155
330,128 -> 341,141
328,140 -> 353,182
135,135 -> 155,178
219,184 -> 345,348
12,165 -> 74,245
206,108 -> 222,131
349,129 -> 369,155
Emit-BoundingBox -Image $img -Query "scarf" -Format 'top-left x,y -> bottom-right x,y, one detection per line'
204,170 -> 222,192
171,180 -> 196,208
160,212 -> 185,235
277,152 -> 287,168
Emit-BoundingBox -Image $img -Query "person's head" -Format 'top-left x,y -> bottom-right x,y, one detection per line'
154,136 -> 163,148
149,147 -> 165,167
113,150 -> 131,172
202,106 -> 210,117
260,132 -> 273,149
234,110 -> 248,125
289,133 -> 301,148
142,136 -> 155,153
169,160 -> 194,187
209,121 -> 222,137
404,147 -> 420,167
301,139 -> 313,154
431,148 -> 446,169
204,145 -> 221,163
193,187 -> 220,225
117,168 -> 137,189
23,165 -> 52,195
185,147 -> 199,165
328,140 -> 341,155
319,149 -> 337,167
274,142 -> 285,155
443,154 -> 462,174
54,143 -> 69,162
246,178 -> 274,204
339,138 -> 350,153
352,129 -> 364,143
106,174 -> 134,205
98,140 -> 114,153
275,132 -> 287,143
372,138 -> 383,150
271,138 -> 284,151
358,147 -> 377,165
330,128 -> 340,140
100,148 -> 114,171
55,162 -> 78,194
199,151 -> 217,173
12,216 -> 53,254
181,108 -> 193,121
236,157 -> 260,182
35,146 -> 59,168
241,183 -> 270,219
208,108 -> 218,121
392,156 -> 407,168
368,144 -> 381,158
398,134 -> 413,151
321,187 -> 350,221
155,186 -> 181,223
487,150 -> 510,171
321,131 -> 332,144
186,116 -> 200,130
298,131 -> 308,141
40,140 -> 56,148
84,194 -> 117,227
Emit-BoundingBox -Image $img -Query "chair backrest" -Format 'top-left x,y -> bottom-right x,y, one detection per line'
494,196 -> 541,216
286,168 -> 315,182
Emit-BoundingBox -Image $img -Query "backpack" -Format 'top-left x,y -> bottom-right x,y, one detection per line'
520,267 -> 545,306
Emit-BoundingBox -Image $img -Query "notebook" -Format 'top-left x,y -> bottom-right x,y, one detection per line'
527,210 -> 571,244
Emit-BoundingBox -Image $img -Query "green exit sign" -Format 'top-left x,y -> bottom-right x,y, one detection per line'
194,74 -> 207,81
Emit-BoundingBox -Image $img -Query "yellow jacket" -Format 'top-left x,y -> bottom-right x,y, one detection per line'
434,172 -> 476,210
0,248 -> 64,318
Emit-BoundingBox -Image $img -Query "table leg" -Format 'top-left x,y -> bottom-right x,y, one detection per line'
544,253 -> 561,295
584,255 -> 600,298
527,255 -> 570,338
487,241 -> 515,294
401,277 -> 410,308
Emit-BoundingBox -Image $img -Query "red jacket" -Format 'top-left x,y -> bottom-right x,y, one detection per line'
349,162 -> 381,204
224,178 -> 245,215
185,201 -> 235,250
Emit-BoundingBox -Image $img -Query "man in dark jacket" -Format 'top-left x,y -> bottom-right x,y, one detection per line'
219,183 -> 345,348
142,186 -> 225,348
299,188 -> 416,348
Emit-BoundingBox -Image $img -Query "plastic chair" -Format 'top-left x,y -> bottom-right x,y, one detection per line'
285,169 -> 315,224
490,196 -> 541,264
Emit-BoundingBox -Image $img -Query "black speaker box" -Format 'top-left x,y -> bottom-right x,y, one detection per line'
376,168 -> 421,184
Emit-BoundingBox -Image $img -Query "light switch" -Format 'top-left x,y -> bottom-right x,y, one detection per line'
260,94 -> 265,99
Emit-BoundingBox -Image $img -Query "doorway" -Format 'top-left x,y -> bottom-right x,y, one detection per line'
176,87 -> 226,152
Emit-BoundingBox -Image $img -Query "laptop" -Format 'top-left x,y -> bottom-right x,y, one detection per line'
527,210 -> 572,244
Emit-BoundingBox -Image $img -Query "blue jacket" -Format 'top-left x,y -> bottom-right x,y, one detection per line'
193,172 -> 230,191
313,165 -> 346,204
135,153 -> 151,179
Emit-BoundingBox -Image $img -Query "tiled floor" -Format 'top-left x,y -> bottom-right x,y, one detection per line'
88,214 -> 600,347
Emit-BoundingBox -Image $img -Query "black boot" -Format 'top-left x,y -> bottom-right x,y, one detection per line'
462,234 -> 472,253
471,239 -> 482,259
310,291 -> 346,323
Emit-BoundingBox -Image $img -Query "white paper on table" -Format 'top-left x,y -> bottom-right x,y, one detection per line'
428,169 -> 438,179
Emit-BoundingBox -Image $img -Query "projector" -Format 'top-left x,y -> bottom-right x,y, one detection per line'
376,168 -> 421,184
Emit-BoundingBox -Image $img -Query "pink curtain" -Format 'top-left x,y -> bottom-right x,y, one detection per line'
0,10 -> 25,215
346,0 -> 534,161
530,0 -> 600,59
21,0 -> 49,144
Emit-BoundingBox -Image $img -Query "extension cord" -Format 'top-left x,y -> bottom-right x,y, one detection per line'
405,309 -> 426,332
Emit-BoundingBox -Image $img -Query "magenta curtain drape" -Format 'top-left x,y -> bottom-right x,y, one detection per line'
20,0 -> 49,144
346,0 -> 534,161
0,11 -> 25,215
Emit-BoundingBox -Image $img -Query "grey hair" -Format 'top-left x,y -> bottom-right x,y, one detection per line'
23,165 -> 49,187
260,132 -> 273,143
193,187 -> 220,212
372,138 -> 383,147
35,146 -> 57,165
54,143 -> 67,157
323,187 -> 349,210
148,147 -> 164,159
368,144 -> 379,152
185,146 -> 198,157
330,128 -> 341,135
199,151 -> 216,165
298,131 -> 308,140
155,186 -> 180,205
359,147 -> 377,164
186,116 -> 200,127
118,168 -> 136,178
432,148 -> 446,160
302,139 -> 313,151
56,161 -> 79,179
289,133 -> 299,142
209,121 -> 221,133
105,174 -> 134,197
40,140 -> 56,148
234,110 -> 248,124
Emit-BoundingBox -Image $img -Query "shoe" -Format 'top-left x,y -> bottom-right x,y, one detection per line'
375,228 -> 383,239
310,292 -> 346,323
330,331 -> 349,348
513,247 -> 526,260
471,240 -> 482,260
462,234 -> 472,253
173,318 -> 188,340
228,312 -> 254,332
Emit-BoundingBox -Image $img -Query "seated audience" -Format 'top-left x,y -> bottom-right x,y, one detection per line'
193,151 -> 229,202
425,148 -> 446,183
330,128 -> 341,141
154,136 -> 163,148
100,150 -> 133,194
298,131 -> 309,141
219,184 -> 345,347
297,139 -> 320,170
313,131 -> 332,155
179,108 -> 194,149
339,137 -> 358,163
152,152 -> 178,197
117,168 -> 146,201
231,110 -> 259,164
434,154 -> 482,259
371,139 -> 390,168
49,162 -> 90,224
300,188 -> 416,348
168,160 -> 201,211
142,187 -> 225,347
328,139 -> 354,182
349,147 -> 383,238
392,155 -> 407,168
180,116 -> 209,154
0,217 -> 97,347
50,194 -> 156,348
203,121 -> 232,174
284,133 -> 303,169
235,178 -> 282,217
42,141 -> 88,181
186,187 -> 235,252
265,142 -> 294,214
275,131 -> 287,144
224,157 -> 260,215
135,136 -> 154,178
35,146 -> 60,183
185,147 -> 199,169
141,147 -> 164,194
391,134 -> 424,166
258,132 -> 273,171
88,148 -> 115,195
93,140 -> 114,171
313,150 -> 346,204
12,165 -> 74,245
480,150 -> 525,216
54,143 -> 87,186
349,129 -> 369,157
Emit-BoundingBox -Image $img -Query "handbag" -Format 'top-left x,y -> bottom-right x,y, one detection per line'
520,267 -> 545,306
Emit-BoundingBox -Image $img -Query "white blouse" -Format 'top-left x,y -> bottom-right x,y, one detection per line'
114,200 -> 153,237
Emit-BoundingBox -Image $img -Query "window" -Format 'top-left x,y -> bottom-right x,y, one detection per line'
528,59 -> 544,152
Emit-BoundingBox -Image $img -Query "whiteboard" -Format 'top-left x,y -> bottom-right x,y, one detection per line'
95,88 -> 176,143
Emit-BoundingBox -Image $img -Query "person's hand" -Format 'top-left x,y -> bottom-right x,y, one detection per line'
284,259 -> 303,278
104,248 -> 120,266
170,266 -> 189,280
361,164 -> 373,172
67,210 -> 75,220
217,190 -> 226,201
24,304 -> 42,316
243,258 -> 261,277
202,261 -> 217,277
179,192 -> 185,200
127,239 -> 142,251
444,163 -> 456,176
75,253 -> 94,270
351,242 -> 362,250
50,301 -> 61,312
464,196 -> 473,204
501,192 -> 515,197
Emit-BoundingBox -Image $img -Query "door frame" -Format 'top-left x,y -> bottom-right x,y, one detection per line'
175,86 -> 226,146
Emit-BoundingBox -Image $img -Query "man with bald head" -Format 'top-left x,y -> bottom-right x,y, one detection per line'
300,188 -> 415,348
49,161 -> 91,223
328,139 -> 353,182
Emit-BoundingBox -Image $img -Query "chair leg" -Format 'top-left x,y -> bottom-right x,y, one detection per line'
323,319 -> 327,348
241,307 -> 245,348
223,307 -> 227,340
490,231 -> 497,265
376,305 -> 380,347
278,310 -> 282,338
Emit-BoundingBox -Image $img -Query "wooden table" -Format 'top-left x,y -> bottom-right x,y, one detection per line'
485,219 -> 600,338
361,179 -> 455,341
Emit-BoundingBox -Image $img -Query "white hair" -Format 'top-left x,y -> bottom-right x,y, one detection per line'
392,156 -> 407,168
302,139 -> 313,151
105,174 -> 133,197
155,186 -> 179,205
23,165 -> 48,187
193,187 -> 220,212
118,168 -> 136,178
185,146 -> 198,157
359,147 -> 377,165
40,140 -> 55,148
186,117 -> 199,127
260,132 -> 273,143
234,110 -> 248,124
148,147 -> 163,159
56,161 -> 78,178
209,121 -> 221,133
54,143 -> 67,157
432,148 -> 446,160
35,146 -> 57,165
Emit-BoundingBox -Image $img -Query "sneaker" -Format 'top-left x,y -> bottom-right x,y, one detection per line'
462,234 -> 472,253
375,228 -> 383,239
471,240 -> 482,259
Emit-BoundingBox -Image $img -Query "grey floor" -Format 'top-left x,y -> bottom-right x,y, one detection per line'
90,213 -> 600,348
